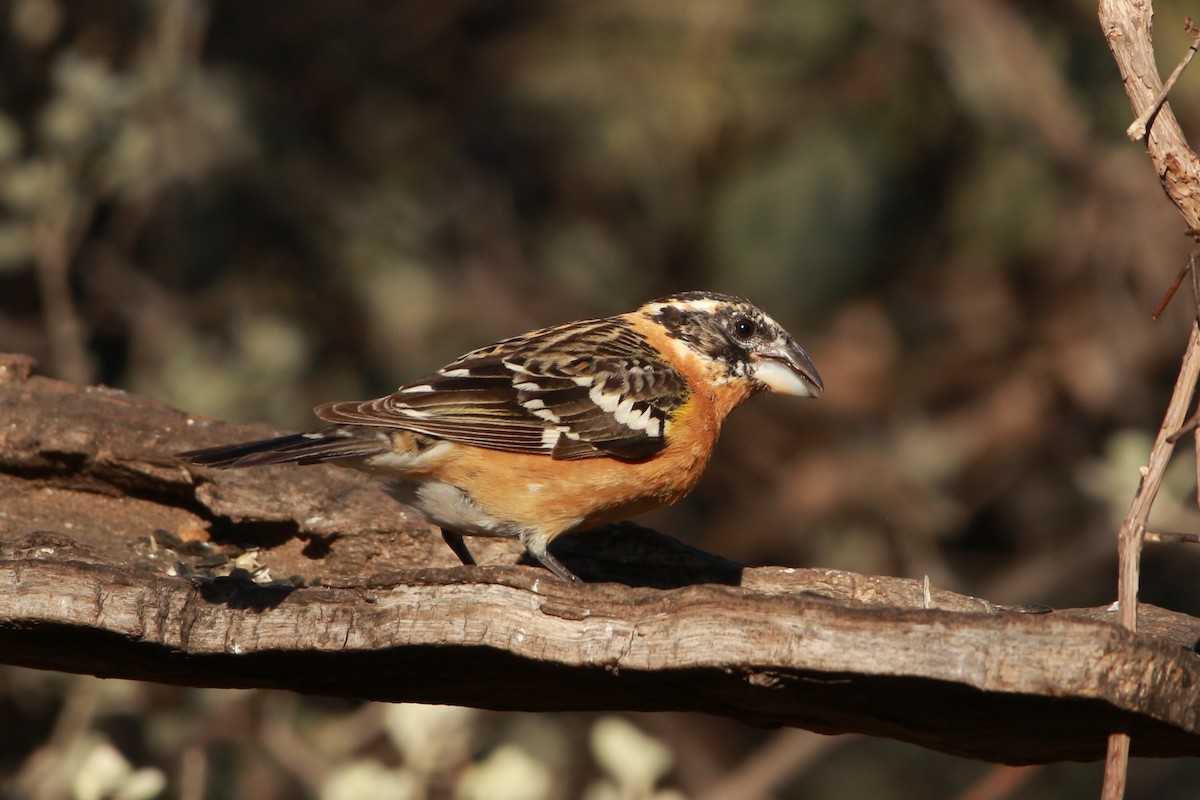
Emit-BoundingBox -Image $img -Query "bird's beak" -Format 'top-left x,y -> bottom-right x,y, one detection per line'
752,340 -> 823,397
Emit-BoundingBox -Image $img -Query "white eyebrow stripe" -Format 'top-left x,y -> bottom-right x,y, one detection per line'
658,298 -> 727,314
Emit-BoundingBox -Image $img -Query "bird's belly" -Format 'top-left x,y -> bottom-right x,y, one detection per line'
377,411 -> 716,540
383,455 -> 694,540
385,479 -> 523,539
439,448 -> 707,537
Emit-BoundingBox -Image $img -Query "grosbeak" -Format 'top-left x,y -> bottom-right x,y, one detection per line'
181,291 -> 822,581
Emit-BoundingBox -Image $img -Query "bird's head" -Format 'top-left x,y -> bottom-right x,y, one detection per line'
640,291 -> 823,398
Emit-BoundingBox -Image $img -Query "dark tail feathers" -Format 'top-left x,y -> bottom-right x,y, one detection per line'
179,428 -> 386,468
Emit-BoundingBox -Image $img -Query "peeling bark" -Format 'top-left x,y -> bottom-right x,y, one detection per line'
2,353 -> 1200,764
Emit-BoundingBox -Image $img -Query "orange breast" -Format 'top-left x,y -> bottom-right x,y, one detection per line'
428,394 -> 714,538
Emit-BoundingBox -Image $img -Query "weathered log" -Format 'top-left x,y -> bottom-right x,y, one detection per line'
2,352 -> 1198,764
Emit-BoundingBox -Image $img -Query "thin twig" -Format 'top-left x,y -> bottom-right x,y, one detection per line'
1127,18 -> 1200,141
1152,235 -> 1200,321
1152,261 -> 1193,320
1100,0 -> 1200,794
1144,531 -> 1200,544
1166,413 -> 1200,443
1102,737 -> 1131,800
1102,320 -> 1200,800
1159,255 -> 1200,448
1115,320 -> 1200,629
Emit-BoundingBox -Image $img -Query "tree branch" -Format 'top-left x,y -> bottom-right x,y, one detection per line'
1100,2 -> 1200,230
1099,1 -> 1200,793
2,352 -> 1200,765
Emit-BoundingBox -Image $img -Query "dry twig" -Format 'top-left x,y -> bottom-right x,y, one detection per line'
1143,531 -> 1200,545
1099,1 -> 1200,795
1104,321 -> 1200,798
1126,18 -> 1200,141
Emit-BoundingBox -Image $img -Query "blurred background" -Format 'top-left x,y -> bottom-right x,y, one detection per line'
4,0 -> 1200,797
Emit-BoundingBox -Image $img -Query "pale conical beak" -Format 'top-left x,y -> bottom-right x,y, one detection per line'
752,341 -> 823,397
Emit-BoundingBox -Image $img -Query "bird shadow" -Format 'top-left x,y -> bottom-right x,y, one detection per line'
535,522 -> 744,588
188,568 -> 303,611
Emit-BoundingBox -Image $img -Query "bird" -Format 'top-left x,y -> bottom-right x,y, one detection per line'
180,291 -> 823,582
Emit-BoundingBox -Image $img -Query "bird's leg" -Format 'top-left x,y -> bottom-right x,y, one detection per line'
440,529 -> 477,567
518,532 -> 580,582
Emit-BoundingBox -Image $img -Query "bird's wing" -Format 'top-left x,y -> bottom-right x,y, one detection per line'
314,317 -> 691,461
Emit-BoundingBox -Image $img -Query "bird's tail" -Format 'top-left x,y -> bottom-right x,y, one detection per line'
179,428 -> 387,468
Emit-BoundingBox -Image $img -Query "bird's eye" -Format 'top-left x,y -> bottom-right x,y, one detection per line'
731,315 -> 757,341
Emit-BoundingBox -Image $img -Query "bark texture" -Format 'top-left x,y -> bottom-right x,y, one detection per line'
2,352 -> 1199,765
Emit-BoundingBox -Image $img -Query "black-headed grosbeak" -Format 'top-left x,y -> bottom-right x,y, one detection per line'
181,291 -> 822,581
